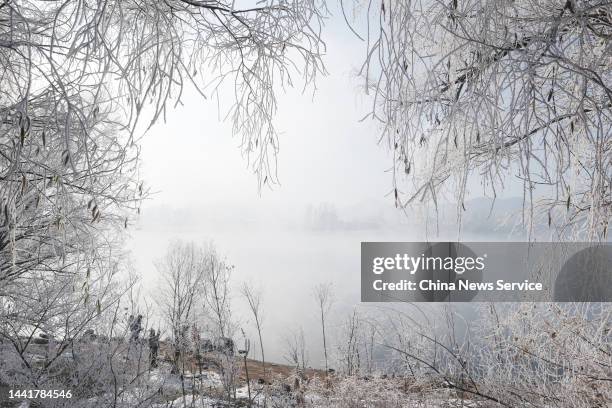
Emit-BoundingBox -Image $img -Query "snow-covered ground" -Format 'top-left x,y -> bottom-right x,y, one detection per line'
2,352 -> 483,408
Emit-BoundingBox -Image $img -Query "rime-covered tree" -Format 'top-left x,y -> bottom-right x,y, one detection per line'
359,0 -> 612,239
313,282 -> 333,374
1,1 -> 327,404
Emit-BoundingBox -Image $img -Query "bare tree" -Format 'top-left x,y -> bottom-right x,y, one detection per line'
200,244 -> 237,402
361,318 -> 378,376
241,282 -> 266,379
332,308 -> 378,377
203,246 -> 233,340
358,0 -> 612,239
284,326 -> 309,376
337,309 -> 362,377
155,241 -> 241,404
155,240 -> 207,376
313,282 -> 334,374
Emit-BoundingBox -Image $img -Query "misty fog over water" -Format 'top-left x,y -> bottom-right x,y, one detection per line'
126,10 -> 528,367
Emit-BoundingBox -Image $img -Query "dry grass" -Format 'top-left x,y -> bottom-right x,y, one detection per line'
158,341 -> 325,384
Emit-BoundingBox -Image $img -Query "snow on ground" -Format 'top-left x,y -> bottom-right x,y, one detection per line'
156,394 -> 223,408
150,366 -> 224,396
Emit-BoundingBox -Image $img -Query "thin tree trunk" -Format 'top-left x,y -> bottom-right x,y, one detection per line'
244,354 -> 252,407
321,309 -> 328,374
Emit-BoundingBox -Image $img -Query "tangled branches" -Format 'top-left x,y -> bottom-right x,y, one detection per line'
362,0 -> 612,239
0,0 -> 326,294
